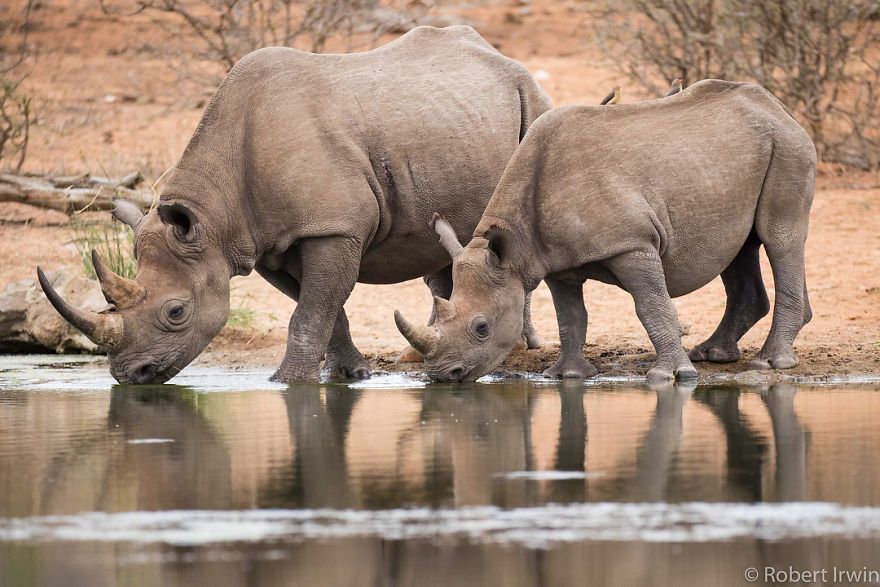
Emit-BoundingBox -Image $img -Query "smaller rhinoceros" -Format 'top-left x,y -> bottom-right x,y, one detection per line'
395,80 -> 816,382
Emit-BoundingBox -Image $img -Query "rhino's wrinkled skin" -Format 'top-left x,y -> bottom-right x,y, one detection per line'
39,26 -> 551,383
397,80 -> 816,383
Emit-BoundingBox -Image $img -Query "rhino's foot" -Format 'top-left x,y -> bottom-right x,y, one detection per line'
688,341 -> 741,363
524,330 -> 542,350
396,345 -> 424,363
749,349 -> 799,370
270,365 -> 321,383
323,354 -> 372,380
647,360 -> 698,384
513,332 -> 542,352
543,356 -> 598,379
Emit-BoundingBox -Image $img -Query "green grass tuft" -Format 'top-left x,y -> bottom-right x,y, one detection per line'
227,307 -> 256,330
70,216 -> 137,280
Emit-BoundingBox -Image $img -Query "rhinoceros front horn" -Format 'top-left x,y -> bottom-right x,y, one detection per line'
91,250 -> 145,309
37,267 -> 124,350
394,309 -> 437,355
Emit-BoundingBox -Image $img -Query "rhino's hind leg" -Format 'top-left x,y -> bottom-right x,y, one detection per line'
542,277 -> 597,379
606,250 -> 698,383
398,266 -> 454,363
749,145 -> 814,371
749,249 -> 810,370
689,232 -> 769,363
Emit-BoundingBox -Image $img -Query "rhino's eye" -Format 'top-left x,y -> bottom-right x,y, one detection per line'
470,316 -> 491,341
160,299 -> 191,329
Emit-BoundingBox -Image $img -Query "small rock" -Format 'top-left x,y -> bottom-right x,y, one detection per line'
734,369 -> 785,386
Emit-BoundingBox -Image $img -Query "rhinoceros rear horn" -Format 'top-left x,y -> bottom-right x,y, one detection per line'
92,250 -> 145,309
430,213 -> 463,259
112,198 -> 145,231
433,296 -> 456,322
394,309 -> 437,356
37,267 -> 124,350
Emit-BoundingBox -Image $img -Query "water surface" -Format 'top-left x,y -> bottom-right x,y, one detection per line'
2,357 -> 880,586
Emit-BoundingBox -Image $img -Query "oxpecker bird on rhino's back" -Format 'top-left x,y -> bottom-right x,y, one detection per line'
38,25 -> 551,383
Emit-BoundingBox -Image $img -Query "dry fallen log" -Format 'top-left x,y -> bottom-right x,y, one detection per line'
0,172 -> 154,213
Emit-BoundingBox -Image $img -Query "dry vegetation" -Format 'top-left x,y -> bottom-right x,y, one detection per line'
591,0 -> 880,169
98,0 -> 442,82
0,0 -> 35,172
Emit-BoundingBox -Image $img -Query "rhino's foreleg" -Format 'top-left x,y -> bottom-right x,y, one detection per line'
606,250 -> 698,383
542,277 -> 597,379
256,263 -> 370,380
689,233 -> 769,363
270,236 -> 363,383
521,290 -> 542,349
323,310 -> 371,380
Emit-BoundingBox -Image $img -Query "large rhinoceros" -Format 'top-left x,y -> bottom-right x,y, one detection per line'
396,80 -> 816,382
38,25 -> 551,383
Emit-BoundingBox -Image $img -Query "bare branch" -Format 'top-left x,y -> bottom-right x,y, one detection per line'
588,0 -> 880,170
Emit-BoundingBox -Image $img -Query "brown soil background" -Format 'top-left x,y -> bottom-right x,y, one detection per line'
1,0 -> 878,379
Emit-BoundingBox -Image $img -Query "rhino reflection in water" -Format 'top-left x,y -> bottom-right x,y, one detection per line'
37,25 -> 550,384
274,383 -> 808,508
0,383 -> 814,529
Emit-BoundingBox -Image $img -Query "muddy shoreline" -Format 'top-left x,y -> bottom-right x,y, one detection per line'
187,338 -> 880,386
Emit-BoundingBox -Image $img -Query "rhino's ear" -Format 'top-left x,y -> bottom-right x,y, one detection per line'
430,212 -> 463,259
158,203 -> 199,243
485,226 -> 513,269
112,199 -> 145,231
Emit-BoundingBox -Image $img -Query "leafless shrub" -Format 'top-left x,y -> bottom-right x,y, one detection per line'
100,0 -> 438,72
591,0 -> 880,169
0,0 -> 35,172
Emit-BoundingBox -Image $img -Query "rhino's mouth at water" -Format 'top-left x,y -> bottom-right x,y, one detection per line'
427,362 -> 476,383
111,361 -> 180,385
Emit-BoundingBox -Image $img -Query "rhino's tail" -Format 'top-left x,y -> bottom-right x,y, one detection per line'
518,78 -> 553,142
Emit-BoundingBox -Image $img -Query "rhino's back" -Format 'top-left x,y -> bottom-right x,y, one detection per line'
181,26 -> 548,283
485,80 -> 813,294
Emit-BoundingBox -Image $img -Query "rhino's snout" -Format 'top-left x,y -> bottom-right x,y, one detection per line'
112,360 -> 175,385
128,361 -> 159,384
447,365 -> 467,382
429,362 -> 473,383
